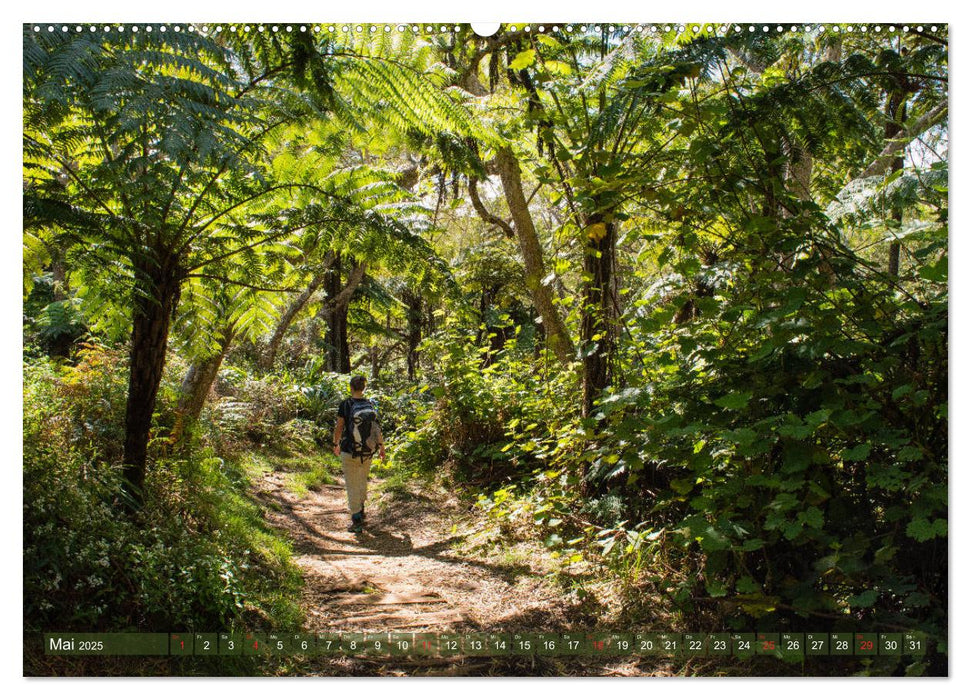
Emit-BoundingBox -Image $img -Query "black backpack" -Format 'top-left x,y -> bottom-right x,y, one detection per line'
348,398 -> 382,459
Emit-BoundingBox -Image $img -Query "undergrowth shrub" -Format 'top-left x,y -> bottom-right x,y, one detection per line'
393,324 -> 583,481
582,236 -> 948,674
24,352 -> 303,634
208,367 -> 303,448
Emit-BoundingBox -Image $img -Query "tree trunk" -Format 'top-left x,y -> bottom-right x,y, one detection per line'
886,92 -> 907,278
315,253 -> 365,373
580,217 -> 617,419
122,258 -> 181,511
46,252 -> 77,359
259,254 -> 335,370
476,284 -> 502,367
172,326 -> 236,441
51,255 -> 68,301
404,290 -> 422,380
370,344 -> 380,380
494,146 -> 574,364
325,301 -> 351,373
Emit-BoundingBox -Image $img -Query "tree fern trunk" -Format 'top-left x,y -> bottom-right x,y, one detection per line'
122,259 -> 180,512
581,217 -> 617,419
405,289 -> 422,380
321,253 -> 343,372
370,344 -> 380,380
47,251 -> 76,359
320,254 -> 361,374
304,255 -> 365,373
328,304 -> 351,373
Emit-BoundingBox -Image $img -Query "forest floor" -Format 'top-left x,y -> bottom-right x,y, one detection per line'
254,456 -> 686,676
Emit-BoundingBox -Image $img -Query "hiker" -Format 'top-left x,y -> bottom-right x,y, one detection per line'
332,375 -> 385,533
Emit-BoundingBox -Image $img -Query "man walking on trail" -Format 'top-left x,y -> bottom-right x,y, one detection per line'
333,375 -> 385,533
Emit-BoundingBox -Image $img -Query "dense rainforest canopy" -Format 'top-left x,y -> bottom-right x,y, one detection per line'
23,23 -> 947,676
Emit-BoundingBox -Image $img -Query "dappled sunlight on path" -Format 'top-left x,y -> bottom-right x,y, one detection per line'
258,469 -> 572,633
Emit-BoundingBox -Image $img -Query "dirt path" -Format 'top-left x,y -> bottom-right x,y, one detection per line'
255,466 -> 671,676
258,469 -> 587,635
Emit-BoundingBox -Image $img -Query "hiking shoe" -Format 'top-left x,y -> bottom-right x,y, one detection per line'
348,511 -> 364,533
347,520 -> 363,533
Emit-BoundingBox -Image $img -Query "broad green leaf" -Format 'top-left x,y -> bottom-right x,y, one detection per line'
713,391 -> 752,409
848,590 -> 879,608
509,49 -> 537,71
841,444 -> 871,461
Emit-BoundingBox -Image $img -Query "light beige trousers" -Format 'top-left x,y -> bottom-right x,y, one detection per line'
340,452 -> 372,514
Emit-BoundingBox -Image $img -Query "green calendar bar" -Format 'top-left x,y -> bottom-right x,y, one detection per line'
194,633 -> 218,656
586,632 -> 615,656
879,634 -> 902,656
413,632 -> 437,656
904,632 -> 927,656
708,633 -> 731,656
487,633 -> 511,656
756,632 -> 780,657
388,632 -> 413,656
289,633 -> 315,655
634,633 -> 660,655
855,632 -> 878,656
342,633 -> 367,655
657,632 -> 683,656
511,632 -> 537,655
611,633 -> 634,655
779,633 -> 804,661
439,633 -> 463,656
365,632 -> 390,656
732,633 -> 755,659
831,632 -> 853,656
44,633 -> 169,656
317,632 -> 343,655
463,633 -> 489,656
242,632 -> 266,656
806,633 -> 829,656
266,632 -> 288,655
684,633 -> 707,656
561,633 -> 584,655
219,632 -> 243,655
536,633 -> 561,656
170,632 -> 193,656
41,631 -> 934,657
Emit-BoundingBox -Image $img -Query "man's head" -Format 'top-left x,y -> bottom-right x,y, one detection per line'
350,375 -> 367,394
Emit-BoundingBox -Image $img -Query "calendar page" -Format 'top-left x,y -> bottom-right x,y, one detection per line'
22,13 -> 948,680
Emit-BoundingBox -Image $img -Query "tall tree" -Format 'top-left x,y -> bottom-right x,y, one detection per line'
492,146 -> 575,363
24,26 -> 479,509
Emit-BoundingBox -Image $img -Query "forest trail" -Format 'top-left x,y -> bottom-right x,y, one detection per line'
254,464 -> 667,675
258,466 -> 572,636
259,469 -> 477,632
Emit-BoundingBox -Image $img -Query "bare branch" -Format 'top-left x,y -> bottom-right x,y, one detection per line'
858,101 -> 948,179
468,176 -> 515,238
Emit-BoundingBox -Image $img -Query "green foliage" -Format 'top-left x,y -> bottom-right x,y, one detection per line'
286,455 -> 338,497
587,226 -> 947,644
396,317 -> 580,480
206,367 -> 305,448
24,354 -> 303,633
22,24 -> 948,677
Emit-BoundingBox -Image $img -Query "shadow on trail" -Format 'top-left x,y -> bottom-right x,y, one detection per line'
261,483 -> 540,585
